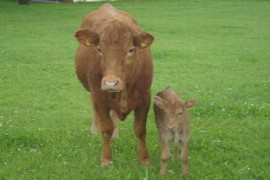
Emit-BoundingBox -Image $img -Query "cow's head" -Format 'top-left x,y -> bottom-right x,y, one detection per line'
75,21 -> 154,92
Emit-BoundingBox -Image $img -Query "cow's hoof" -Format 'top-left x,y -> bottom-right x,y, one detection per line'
101,159 -> 112,167
140,158 -> 150,166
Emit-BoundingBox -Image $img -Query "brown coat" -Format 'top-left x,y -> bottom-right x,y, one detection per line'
74,3 -> 154,166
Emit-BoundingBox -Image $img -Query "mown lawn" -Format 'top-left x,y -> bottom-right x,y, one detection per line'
0,0 -> 269,179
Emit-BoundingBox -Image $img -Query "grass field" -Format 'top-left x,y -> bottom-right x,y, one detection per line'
0,0 -> 270,179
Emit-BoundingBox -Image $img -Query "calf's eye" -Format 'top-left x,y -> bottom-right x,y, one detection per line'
97,48 -> 102,52
128,47 -> 135,54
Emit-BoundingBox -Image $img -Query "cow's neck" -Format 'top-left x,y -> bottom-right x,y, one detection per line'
107,84 -> 137,120
107,90 -> 126,120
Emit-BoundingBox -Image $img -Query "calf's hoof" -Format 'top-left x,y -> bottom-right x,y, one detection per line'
140,158 -> 150,166
159,171 -> 166,176
173,152 -> 180,158
183,170 -> 189,177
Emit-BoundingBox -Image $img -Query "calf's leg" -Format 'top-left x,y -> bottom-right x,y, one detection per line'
173,135 -> 180,157
174,146 -> 180,157
180,140 -> 189,176
159,138 -> 170,175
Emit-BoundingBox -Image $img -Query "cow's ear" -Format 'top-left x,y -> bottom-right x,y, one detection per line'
185,99 -> 197,109
74,28 -> 99,47
134,32 -> 154,49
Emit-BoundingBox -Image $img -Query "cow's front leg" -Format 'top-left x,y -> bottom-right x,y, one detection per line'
100,115 -> 114,166
93,104 -> 114,166
134,104 -> 150,165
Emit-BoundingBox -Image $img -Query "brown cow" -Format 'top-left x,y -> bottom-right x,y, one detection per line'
74,3 -> 154,166
153,87 -> 197,176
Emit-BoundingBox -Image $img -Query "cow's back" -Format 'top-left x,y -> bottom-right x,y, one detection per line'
81,4 -> 138,30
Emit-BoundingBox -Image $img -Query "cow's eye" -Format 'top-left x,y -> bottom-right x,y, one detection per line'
97,48 -> 102,53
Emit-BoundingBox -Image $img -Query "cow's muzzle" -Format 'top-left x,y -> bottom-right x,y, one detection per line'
101,76 -> 124,92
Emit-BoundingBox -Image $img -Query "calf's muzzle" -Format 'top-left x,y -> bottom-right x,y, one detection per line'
167,121 -> 176,130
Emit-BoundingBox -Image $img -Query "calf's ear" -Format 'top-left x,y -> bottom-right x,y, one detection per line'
134,32 -> 154,49
153,96 -> 166,109
74,28 -> 99,47
185,99 -> 197,109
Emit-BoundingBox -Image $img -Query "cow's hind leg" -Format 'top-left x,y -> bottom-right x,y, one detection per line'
90,108 -> 118,139
111,111 -> 119,139
134,106 -> 150,165
90,110 -> 100,135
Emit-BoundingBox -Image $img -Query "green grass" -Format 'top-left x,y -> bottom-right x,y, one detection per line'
0,0 -> 270,179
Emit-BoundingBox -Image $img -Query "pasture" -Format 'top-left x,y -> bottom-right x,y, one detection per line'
0,0 -> 269,179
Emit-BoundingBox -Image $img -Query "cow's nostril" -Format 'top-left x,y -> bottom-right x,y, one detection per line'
101,76 -> 124,92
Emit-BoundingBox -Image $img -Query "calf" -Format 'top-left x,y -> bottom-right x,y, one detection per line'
153,87 -> 197,176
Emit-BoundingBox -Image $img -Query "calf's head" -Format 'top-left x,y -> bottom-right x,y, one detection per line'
154,88 -> 197,130
75,21 -> 154,92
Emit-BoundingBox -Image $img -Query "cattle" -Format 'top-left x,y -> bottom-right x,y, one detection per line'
74,3 -> 154,166
153,87 -> 197,176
